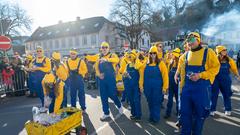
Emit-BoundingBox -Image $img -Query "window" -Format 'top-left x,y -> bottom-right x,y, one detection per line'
55,40 -> 59,49
105,36 -> 109,42
81,25 -> 85,29
49,40 -> 53,49
94,23 -> 99,27
142,39 -> 144,45
61,38 -> 66,48
82,36 -> 87,45
91,35 -> 96,45
39,33 -> 44,37
115,37 -> 118,46
75,37 -> 80,46
43,41 -> 47,49
68,37 -> 73,47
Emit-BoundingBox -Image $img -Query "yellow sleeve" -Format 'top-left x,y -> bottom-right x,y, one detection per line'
199,49 -> 220,84
119,58 -> 128,74
139,64 -> 146,91
85,54 -> 99,62
78,60 -> 88,78
54,81 -> 64,113
178,54 -> 186,90
42,79 -> 47,95
106,53 -> 119,64
38,57 -> 51,73
56,64 -> 68,81
229,57 -> 239,76
159,61 -> 169,92
95,61 -> 100,77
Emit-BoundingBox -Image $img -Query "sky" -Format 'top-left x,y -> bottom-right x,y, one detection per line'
2,0 -> 113,35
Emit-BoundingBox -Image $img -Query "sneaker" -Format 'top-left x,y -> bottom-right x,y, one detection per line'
132,117 -> 141,122
130,115 -> 135,120
225,111 -> 231,116
100,114 -> 110,121
210,111 -> 216,116
164,114 -> 170,119
118,106 -> 124,115
82,109 -> 86,114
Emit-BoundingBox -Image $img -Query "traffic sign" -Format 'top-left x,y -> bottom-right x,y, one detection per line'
0,36 -> 12,51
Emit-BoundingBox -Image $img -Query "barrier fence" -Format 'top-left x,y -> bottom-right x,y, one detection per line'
0,68 -> 28,96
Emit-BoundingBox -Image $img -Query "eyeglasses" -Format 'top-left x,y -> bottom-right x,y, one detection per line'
157,46 -> 162,48
101,46 -> 108,49
70,53 -> 77,55
37,50 -> 42,53
222,49 -> 227,52
187,37 -> 197,43
149,52 -> 157,55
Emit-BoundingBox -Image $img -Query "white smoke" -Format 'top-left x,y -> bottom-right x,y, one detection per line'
201,8 -> 240,50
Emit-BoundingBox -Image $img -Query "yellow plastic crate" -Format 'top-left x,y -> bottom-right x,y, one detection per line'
25,107 -> 82,135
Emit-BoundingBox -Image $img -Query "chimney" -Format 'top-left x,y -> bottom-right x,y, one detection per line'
76,16 -> 81,21
58,20 -> 63,24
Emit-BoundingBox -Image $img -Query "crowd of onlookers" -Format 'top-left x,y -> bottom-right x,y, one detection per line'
0,52 -> 27,96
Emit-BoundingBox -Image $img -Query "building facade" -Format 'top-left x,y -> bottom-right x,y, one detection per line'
25,16 -> 151,57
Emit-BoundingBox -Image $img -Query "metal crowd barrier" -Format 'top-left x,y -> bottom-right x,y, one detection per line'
0,69 -> 28,96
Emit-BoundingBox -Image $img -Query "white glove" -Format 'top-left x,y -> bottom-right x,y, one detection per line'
44,96 -> 52,108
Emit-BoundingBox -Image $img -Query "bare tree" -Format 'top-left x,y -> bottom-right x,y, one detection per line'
110,0 -> 151,49
0,3 -> 32,37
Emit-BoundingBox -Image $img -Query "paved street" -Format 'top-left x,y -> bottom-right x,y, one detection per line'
0,79 -> 240,135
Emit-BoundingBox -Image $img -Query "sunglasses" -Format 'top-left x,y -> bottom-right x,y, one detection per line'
70,53 -> 77,55
101,46 -> 108,49
222,49 -> 227,52
37,50 -> 42,52
187,37 -> 197,43
149,52 -> 157,55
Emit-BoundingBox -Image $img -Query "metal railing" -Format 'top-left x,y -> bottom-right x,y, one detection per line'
0,69 -> 28,96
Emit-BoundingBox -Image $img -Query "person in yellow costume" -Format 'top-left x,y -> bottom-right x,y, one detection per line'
119,49 -> 142,121
30,46 -> 51,106
164,48 -> 181,119
210,45 -> 240,116
42,73 -> 64,114
139,46 -> 169,124
177,32 -> 220,135
24,54 -> 36,97
51,52 -> 69,108
65,48 -> 88,111
95,42 -> 123,121
155,42 -> 164,59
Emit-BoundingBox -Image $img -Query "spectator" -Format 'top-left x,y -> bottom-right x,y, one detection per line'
2,64 -> 14,93
237,50 -> 240,68
228,48 -> 234,58
11,55 -> 26,96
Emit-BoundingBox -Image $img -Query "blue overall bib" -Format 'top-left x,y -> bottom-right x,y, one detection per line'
180,49 -> 211,135
99,59 -> 121,115
33,58 -> 46,106
67,60 -> 86,110
166,66 -> 179,116
211,61 -> 232,111
144,64 -> 163,123
123,65 -> 141,118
